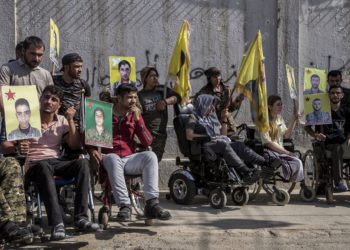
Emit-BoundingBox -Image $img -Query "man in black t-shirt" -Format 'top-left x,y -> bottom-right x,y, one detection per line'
305,85 -> 350,192
53,53 -> 91,132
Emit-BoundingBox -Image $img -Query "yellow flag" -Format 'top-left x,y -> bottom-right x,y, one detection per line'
168,20 -> 191,104
236,31 -> 269,133
49,18 -> 60,68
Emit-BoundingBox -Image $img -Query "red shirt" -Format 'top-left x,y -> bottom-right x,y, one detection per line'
102,113 -> 153,157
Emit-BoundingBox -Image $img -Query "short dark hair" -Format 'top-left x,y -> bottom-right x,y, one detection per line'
115,84 -> 138,97
328,85 -> 343,93
327,70 -> 342,80
310,74 -> 320,80
15,98 -> 30,109
23,36 -> 45,50
313,98 -> 321,103
41,85 -> 64,101
94,107 -> 104,117
118,60 -> 131,70
15,41 -> 24,52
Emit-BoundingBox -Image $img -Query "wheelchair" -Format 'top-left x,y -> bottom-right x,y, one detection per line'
167,112 -> 252,209
303,141 -> 350,204
235,124 -> 315,205
96,161 -> 152,229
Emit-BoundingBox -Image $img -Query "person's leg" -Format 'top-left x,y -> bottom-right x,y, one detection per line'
151,133 -> 167,162
205,139 -> 250,175
327,144 -> 346,191
103,154 -> 133,221
123,151 -> 159,201
0,157 -> 32,242
25,159 -> 65,240
230,141 -> 266,166
0,157 -> 26,224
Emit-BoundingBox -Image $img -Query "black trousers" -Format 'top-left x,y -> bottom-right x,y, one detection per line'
204,140 -> 266,175
25,158 -> 90,226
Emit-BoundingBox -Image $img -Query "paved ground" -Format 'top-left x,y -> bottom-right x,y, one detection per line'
6,190 -> 350,250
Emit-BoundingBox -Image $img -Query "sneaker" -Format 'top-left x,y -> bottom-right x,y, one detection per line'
334,182 -> 347,193
116,205 -> 132,222
3,221 -> 33,243
51,223 -> 66,241
144,203 -> 171,220
75,218 -> 100,232
19,222 -> 43,236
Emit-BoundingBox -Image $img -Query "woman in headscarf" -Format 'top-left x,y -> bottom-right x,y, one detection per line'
185,94 -> 275,183
195,67 -> 244,138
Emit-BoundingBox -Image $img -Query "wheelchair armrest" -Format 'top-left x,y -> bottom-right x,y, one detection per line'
193,136 -> 211,143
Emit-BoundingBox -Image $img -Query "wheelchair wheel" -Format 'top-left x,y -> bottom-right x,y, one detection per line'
263,181 -> 296,195
271,188 -> 290,206
248,179 -> 263,201
209,189 -> 227,209
303,150 -> 316,188
326,186 -> 334,204
169,173 -> 196,205
130,191 -> 145,217
299,186 -> 316,202
232,187 -> 249,206
98,206 -> 110,230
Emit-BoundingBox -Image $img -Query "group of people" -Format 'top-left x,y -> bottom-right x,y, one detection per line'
0,34 -> 349,245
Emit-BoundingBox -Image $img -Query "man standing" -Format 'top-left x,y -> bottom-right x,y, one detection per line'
305,98 -> 331,125
138,66 -> 180,162
1,86 -> 99,241
53,53 -> 91,131
110,60 -> 136,96
304,74 -> 324,95
7,98 -> 41,141
327,70 -> 350,108
305,86 -> 350,192
0,36 -> 53,96
88,84 -> 171,222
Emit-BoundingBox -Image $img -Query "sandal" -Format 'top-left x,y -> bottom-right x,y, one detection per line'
75,218 -> 100,231
51,223 -> 66,241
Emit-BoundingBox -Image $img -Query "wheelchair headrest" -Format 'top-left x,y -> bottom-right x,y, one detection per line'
174,103 -> 194,116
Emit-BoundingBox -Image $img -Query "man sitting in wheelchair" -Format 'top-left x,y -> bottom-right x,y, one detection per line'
1,86 -> 100,241
88,84 -> 171,222
305,85 -> 350,193
186,94 -> 276,184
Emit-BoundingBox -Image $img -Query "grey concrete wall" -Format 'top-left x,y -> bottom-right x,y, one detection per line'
2,0 -> 350,187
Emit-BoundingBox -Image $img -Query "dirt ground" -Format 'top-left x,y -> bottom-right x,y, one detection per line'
5,192 -> 350,250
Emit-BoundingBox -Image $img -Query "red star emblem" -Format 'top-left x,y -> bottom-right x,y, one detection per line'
5,89 -> 15,100
305,97 -> 310,102
88,101 -> 93,108
306,69 -> 312,74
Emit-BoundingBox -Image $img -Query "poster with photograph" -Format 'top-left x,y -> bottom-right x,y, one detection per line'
85,98 -> 113,148
304,93 -> 332,126
286,64 -> 298,100
49,18 -> 60,68
1,86 -> 41,141
109,56 -> 137,95
303,67 -> 327,95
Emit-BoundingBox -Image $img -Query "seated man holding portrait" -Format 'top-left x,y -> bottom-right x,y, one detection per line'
1,85 -> 99,241
305,85 -> 350,193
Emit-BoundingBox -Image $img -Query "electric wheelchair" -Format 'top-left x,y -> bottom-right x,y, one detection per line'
167,107 -> 255,209
303,141 -> 350,204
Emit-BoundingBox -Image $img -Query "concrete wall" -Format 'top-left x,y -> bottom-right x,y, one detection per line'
1,0 -> 350,187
